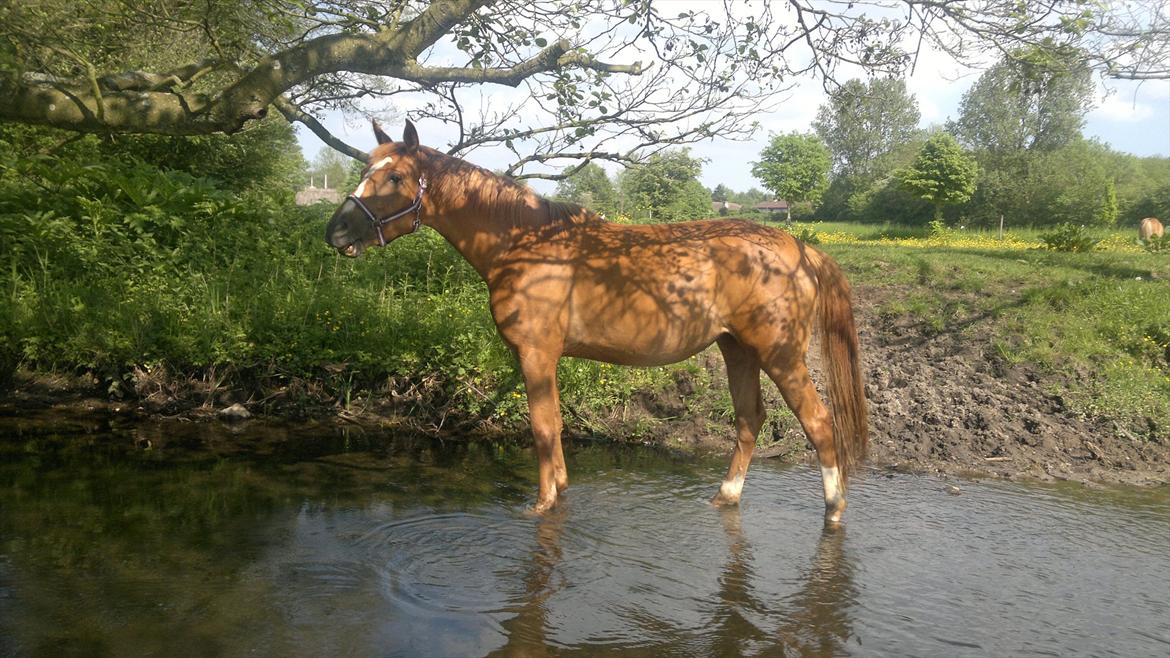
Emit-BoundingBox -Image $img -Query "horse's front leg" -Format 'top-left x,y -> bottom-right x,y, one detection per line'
518,349 -> 567,513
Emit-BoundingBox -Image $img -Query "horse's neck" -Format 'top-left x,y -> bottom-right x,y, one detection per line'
424,167 -> 547,280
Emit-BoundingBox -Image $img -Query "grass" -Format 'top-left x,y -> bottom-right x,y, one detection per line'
814,223 -> 1170,428
1,189 -> 685,427
2,158 -> 1166,441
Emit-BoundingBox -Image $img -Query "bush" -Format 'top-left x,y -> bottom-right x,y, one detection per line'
1039,223 -> 1100,252
1141,233 -> 1170,254
0,138 -> 680,421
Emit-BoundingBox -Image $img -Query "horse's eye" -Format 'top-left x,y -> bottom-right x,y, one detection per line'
388,174 -> 402,184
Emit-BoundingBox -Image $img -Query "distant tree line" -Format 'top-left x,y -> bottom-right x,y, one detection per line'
552,151 -> 711,222
555,47 -> 1166,228
759,48 -> 1167,228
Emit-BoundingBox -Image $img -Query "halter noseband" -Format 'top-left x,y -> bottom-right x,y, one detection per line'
346,176 -> 428,247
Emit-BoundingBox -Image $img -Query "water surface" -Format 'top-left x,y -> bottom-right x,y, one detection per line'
1,420 -> 1167,656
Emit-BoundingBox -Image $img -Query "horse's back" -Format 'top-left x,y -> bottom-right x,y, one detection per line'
488,217 -> 819,366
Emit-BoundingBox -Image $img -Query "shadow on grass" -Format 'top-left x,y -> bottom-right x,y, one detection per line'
956,247 -> 1166,281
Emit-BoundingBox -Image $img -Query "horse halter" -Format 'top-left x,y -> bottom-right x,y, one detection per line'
346,176 -> 428,246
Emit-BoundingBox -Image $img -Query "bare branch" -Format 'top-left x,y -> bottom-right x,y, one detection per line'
273,96 -> 368,162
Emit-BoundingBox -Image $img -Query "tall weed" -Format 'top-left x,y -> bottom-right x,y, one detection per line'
0,143 -> 677,418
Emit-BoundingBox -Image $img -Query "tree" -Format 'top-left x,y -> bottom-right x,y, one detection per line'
813,78 -> 921,180
711,184 -> 732,203
729,188 -> 768,207
751,133 -> 831,222
619,150 -> 709,222
899,133 -> 979,224
1023,140 -> 1127,226
308,148 -> 351,190
949,47 -> 1094,155
553,162 -> 617,216
1,1 -> 1166,177
1097,179 -> 1119,226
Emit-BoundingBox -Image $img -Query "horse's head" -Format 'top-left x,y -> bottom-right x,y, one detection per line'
325,120 -> 428,257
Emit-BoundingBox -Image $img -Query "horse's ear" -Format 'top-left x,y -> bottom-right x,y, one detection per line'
403,119 -> 419,149
372,120 -> 392,145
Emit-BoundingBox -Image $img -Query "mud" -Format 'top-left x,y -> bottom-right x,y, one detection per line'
850,286 -> 1169,487
2,285 -> 1167,488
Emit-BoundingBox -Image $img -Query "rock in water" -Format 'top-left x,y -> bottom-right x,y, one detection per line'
218,403 -> 251,421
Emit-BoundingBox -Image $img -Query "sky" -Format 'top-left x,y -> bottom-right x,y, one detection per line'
294,27 -> 1170,197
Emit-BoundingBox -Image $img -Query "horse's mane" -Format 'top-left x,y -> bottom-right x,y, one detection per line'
424,148 -> 606,228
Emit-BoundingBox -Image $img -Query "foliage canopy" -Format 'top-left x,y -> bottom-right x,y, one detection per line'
1,0 -> 1166,178
899,133 -> 979,223
751,133 -> 832,220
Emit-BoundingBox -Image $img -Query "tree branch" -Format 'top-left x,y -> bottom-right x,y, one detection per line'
272,96 -> 368,162
0,12 -> 646,136
398,39 -> 645,86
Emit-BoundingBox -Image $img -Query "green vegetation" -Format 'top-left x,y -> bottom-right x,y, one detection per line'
0,125 -> 679,426
1039,223 -> 1102,253
899,133 -> 979,224
751,132 -> 832,222
1143,234 -> 1170,254
554,162 -> 620,218
810,223 -> 1170,428
617,150 -> 711,223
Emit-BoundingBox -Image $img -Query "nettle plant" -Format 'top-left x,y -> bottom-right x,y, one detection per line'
1040,223 -> 1100,252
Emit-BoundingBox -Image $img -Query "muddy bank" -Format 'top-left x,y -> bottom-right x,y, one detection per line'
850,286 -> 1169,487
2,284 -> 1167,488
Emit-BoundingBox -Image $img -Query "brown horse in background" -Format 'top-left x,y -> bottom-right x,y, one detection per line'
1140,217 -> 1164,242
325,121 -> 868,523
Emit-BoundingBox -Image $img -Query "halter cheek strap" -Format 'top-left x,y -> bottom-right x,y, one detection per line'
346,176 -> 428,247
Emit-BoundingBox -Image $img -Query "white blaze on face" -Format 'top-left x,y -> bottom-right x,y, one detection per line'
353,156 -> 394,197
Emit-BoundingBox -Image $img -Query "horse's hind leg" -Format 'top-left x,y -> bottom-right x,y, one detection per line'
762,356 -> 846,523
711,335 -> 766,506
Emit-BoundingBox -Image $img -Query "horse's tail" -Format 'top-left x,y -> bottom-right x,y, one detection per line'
813,251 -> 869,487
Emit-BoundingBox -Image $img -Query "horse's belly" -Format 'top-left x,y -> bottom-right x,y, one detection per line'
564,292 -> 723,366
564,340 -> 714,367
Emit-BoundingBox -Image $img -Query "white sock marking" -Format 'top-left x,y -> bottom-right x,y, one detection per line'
820,465 -> 842,505
719,474 -> 745,500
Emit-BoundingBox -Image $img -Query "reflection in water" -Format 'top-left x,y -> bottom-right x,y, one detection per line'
1,425 -> 1168,657
711,506 -> 770,654
712,508 -> 857,658
485,504 -> 859,658
774,524 -> 855,657
488,508 -> 567,658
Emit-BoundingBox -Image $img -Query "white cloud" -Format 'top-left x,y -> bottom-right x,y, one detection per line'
1091,93 -> 1155,123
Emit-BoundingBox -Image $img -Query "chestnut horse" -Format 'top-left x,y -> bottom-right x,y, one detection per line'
325,121 -> 868,523
1140,217 -> 1164,242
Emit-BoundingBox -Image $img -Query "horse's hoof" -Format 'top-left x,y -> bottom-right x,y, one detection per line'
824,498 -> 847,525
526,498 -> 559,516
710,493 -> 741,507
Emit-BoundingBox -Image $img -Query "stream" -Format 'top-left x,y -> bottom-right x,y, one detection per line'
1,419 -> 1167,656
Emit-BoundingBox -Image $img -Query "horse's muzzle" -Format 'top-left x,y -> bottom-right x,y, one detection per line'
325,199 -> 369,257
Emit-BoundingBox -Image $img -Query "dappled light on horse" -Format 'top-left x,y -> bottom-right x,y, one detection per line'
325,120 -> 869,523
